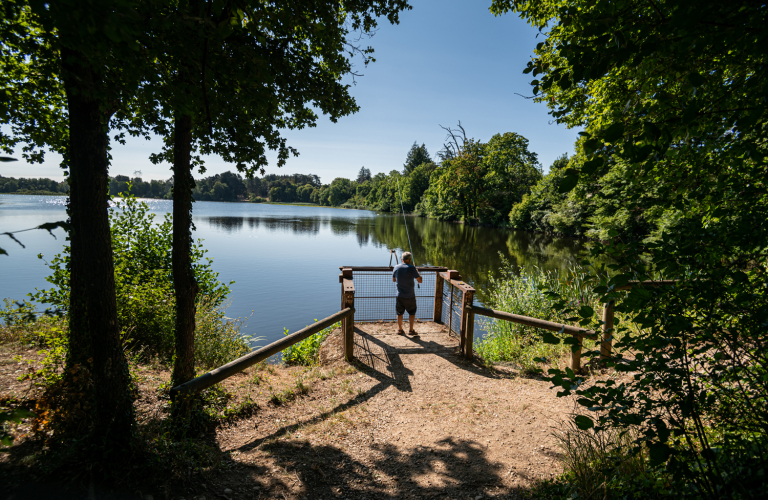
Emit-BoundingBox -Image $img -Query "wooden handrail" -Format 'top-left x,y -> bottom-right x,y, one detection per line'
170,307 -> 354,398
466,304 -> 596,338
338,266 -> 449,272
464,281 -> 677,371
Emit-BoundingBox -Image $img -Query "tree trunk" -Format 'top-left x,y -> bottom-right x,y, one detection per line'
61,48 -> 133,450
171,112 -> 199,392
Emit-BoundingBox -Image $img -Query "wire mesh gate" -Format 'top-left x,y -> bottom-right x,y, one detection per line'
338,266 -> 476,358
442,279 -> 464,336
339,266 -> 446,322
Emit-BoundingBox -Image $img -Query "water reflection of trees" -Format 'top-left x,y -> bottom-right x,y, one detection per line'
199,214 -> 589,301
355,216 -> 590,299
201,216 -> 334,235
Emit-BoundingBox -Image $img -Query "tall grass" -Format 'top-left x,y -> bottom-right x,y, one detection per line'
192,295 -> 257,370
476,260 -> 602,372
549,419 -> 650,499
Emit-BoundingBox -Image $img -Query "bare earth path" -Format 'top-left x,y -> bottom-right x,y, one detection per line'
212,322 -> 575,500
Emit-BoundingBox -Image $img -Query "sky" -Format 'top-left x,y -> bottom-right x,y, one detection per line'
1,0 -> 579,184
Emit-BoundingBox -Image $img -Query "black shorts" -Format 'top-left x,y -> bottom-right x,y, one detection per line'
396,296 -> 417,316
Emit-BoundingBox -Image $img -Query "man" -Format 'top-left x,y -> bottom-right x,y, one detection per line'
392,251 -> 422,335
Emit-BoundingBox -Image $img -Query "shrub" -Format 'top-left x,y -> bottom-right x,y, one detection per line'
249,195 -> 265,203
193,294 -> 255,370
29,193 -> 244,365
552,419 -> 651,499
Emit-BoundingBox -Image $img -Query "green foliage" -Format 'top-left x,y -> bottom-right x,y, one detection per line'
109,175 -> 171,199
1,407 -> 34,447
31,194 -> 242,365
0,176 -> 68,195
403,142 -> 432,174
476,261 -> 599,372
138,0 -> 412,183
421,132 -> 541,224
552,421 -> 650,499
282,322 -> 339,367
193,295 -> 254,370
492,0 -> 768,496
509,149 -> 673,241
327,177 -> 355,207
193,172 -> 247,202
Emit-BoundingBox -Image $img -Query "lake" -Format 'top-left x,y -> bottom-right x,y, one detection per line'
0,194 -> 589,345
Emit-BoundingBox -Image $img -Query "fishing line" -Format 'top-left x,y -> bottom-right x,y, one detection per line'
396,177 -> 419,288
396,177 -> 415,264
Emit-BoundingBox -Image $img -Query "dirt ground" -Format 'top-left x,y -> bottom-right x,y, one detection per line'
1,323 -> 578,499
209,322 -> 576,500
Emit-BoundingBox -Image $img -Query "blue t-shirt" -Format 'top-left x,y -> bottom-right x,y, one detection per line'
393,263 -> 421,298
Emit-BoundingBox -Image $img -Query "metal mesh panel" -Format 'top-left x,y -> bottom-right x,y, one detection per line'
441,280 -> 464,336
353,270 -> 438,322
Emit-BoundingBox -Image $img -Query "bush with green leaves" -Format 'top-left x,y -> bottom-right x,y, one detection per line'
282,321 -> 339,366
31,194 -> 243,365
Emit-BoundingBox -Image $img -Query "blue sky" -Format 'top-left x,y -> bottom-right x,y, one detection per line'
2,1 -> 579,184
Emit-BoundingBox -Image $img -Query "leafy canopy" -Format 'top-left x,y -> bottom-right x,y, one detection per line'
492,0 -> 768,497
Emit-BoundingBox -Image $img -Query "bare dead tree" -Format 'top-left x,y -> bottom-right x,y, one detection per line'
437,121 -> 468,162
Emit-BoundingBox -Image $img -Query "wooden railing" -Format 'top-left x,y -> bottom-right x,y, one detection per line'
169,271 -> 677,398
466,304 -> 597,372
170,307 -> 354,398
439,271 -> 476,358
461,280 -> 678,372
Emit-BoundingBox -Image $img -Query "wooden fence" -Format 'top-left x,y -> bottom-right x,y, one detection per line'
460,279 -> 677,372
170,307 -> 354,398
169,266 -> 677,398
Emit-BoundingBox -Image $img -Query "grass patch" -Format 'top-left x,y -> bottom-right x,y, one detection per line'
282,321 -> 339,366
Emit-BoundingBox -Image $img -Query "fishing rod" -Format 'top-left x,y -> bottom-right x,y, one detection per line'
396,177 -> 419,289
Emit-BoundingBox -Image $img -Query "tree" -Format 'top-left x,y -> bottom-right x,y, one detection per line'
269,185 -> 285,202
421,126 -> 541,223
0,0 -> 160,452
477,132 -> 541,223
136,0 -> 412,393
328,177 -> 354,206
492,0 -> 768,496
403,142 -> 431,173
357,166 -> 372,183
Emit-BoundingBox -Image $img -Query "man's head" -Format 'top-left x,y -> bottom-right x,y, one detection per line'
402,252 -> 412,264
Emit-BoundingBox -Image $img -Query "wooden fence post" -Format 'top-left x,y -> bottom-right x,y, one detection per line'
464,306 -> 476,360
601,301 -> 614,362
459,286 -> 475,359
570,335 -> 583,373
448,282 -> 455,337
342,268 -> 355,362
433,272 -> 444,323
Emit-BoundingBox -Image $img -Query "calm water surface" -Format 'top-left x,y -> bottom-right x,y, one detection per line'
0,194 -> 589,345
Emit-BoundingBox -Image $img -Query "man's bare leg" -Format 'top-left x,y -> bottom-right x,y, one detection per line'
397,315 -> 404,333
409,315 -> 416,333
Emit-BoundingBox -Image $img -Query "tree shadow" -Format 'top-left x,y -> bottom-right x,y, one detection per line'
2,323 -> 541,499
243,435 -> 538,499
